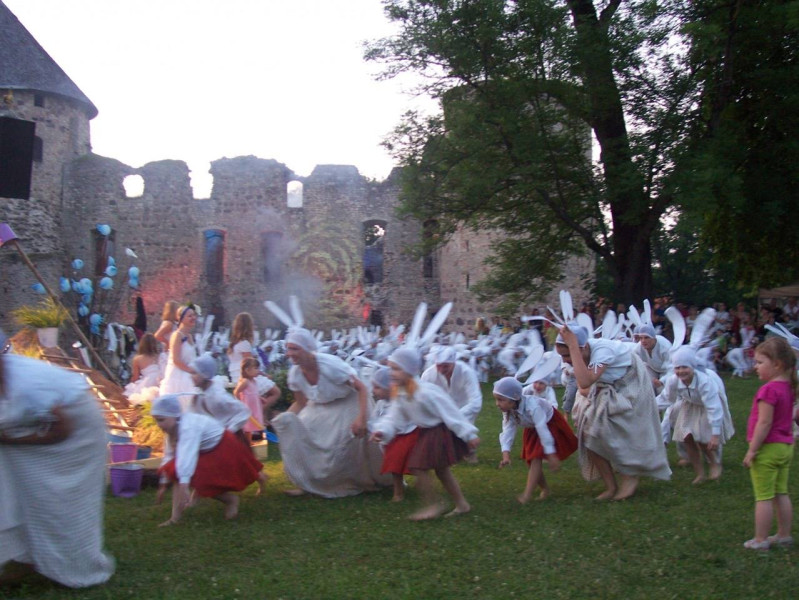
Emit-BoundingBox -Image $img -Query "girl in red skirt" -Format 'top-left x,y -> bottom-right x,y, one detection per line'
152,394 -> 265,526
370,348 -> 480,520
369,366 -> 417,502
494,377 -> 578,503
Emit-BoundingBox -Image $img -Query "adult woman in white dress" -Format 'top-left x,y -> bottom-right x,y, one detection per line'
159,304 -> 199,411
556,323 -> 671,500
271,328 -> 390,498
0,339 -> 115,588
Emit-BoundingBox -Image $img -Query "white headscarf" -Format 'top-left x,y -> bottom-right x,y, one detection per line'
286,328 -> 317,353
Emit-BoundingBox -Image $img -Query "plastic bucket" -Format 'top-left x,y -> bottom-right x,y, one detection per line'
109,443 -> 138,463
109,464 -> 144,498
136,445 -> 152,460
107,432 -> 132,444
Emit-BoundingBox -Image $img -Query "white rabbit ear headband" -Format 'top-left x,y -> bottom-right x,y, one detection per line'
265,295 -> 315,351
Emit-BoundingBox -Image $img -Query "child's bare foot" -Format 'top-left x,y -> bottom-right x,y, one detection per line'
595,488 -> 616,501
517,493 -> 532,505
224,495 -> 240,520
708,463 -> 722,480
409,503 -> 447,521
536,488 -> 551,501
677,458 -> 690,467
692,474 -> 707,485
391,494 -> 404,502
444,504 -> 471,518
158,518 -> 179,527
256,473 -> 269,496
283,488 -> 306,497
613,476 -> 638,500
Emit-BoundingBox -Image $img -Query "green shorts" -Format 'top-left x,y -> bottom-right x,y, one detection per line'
750,443 -> 794,502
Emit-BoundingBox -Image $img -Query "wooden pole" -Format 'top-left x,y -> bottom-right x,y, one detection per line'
6,239 -> 118,383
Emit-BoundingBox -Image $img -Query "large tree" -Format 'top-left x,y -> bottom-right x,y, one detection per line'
367,0 -> 799,306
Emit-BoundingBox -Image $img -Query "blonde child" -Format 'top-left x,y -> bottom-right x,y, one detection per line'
742,337 -> 796,550
370,348 -> 479,520
368,365 -> 415,502
495,377 -> 578,503
234,357 -> 266,445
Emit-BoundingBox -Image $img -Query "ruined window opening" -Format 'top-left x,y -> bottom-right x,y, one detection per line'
423,220 -> 438,279
34,94 -> 45,108
93,228 -> 115,277
261,231 -> 283,283
370,309 -> 383,328
32,136 -> 43,163
287,180 -> 303,208
204,229 -> 225,286
363,220 -> 386,284
466,273 -> 470,289
123,175 -> 144,198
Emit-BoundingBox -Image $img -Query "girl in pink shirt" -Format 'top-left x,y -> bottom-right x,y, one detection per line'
742,337 -> 797,550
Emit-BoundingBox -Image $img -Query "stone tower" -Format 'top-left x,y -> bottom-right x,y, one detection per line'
1,0 -> 97,325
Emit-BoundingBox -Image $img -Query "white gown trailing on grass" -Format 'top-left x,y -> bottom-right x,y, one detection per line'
0,355 -> 115,588
271,353 -> 391,498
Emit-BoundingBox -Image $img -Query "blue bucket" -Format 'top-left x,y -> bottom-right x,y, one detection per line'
265,431 -> 279,444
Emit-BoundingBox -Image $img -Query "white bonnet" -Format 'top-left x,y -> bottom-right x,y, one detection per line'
671,345 -> 697,369
371,366 -> 392,390
389,347 -> 422,376
434,346 -> 457,364
151,394 -> 183,418
493,376 -> 522,401
555,322 -> 589,347
286,328 -> 317,353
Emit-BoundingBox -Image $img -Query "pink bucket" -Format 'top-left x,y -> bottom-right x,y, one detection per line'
109,443 -> 138,463
109,464 -> 144,498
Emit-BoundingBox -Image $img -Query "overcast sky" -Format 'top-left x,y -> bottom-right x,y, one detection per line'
5,0 -> 432,195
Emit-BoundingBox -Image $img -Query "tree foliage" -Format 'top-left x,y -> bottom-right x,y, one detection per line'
367,0 -> 799,306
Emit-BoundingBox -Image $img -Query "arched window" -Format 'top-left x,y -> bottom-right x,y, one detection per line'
204,229 -> 225,286
363,220 -> 386,284
261,231 -> 283,283
123,175 -> 144,198
287,180 -> 303,208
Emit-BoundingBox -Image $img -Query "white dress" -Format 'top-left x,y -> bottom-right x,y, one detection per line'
0,355 -> 115,588
159,337 -> 199,411
123,362 -> 161,406
271,353 -> 391,497
227,339 -> 253,384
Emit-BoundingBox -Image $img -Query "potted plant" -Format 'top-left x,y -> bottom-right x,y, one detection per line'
12,297 -> 69,348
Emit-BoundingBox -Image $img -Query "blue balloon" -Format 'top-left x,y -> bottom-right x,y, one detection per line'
78,304 -> 89,317
59,277 -> 71,293
31,283 -> 46,294
105,265 -> 118,277
128,266 -> 140,278
82,293 -> 93,304
71,259 -> 84,270
79,278 -> 93,291
99,277 -> 113,290
89,313 -> 103,326
107,256 -> 116,266
96,224 -> 111,236
128,277 -> 139,289
71,280 -> 81,292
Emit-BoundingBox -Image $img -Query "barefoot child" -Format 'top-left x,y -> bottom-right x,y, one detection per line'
368,366 -> 415,502
370,348 -> 480,520
657,346 -> 731,484
234,357 -> 277,445
152,394 -> 266,526
495,377 -> 577,503
742,337 -> 796,550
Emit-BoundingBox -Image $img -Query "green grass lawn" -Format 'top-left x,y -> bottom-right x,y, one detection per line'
5,376 -> 798,599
